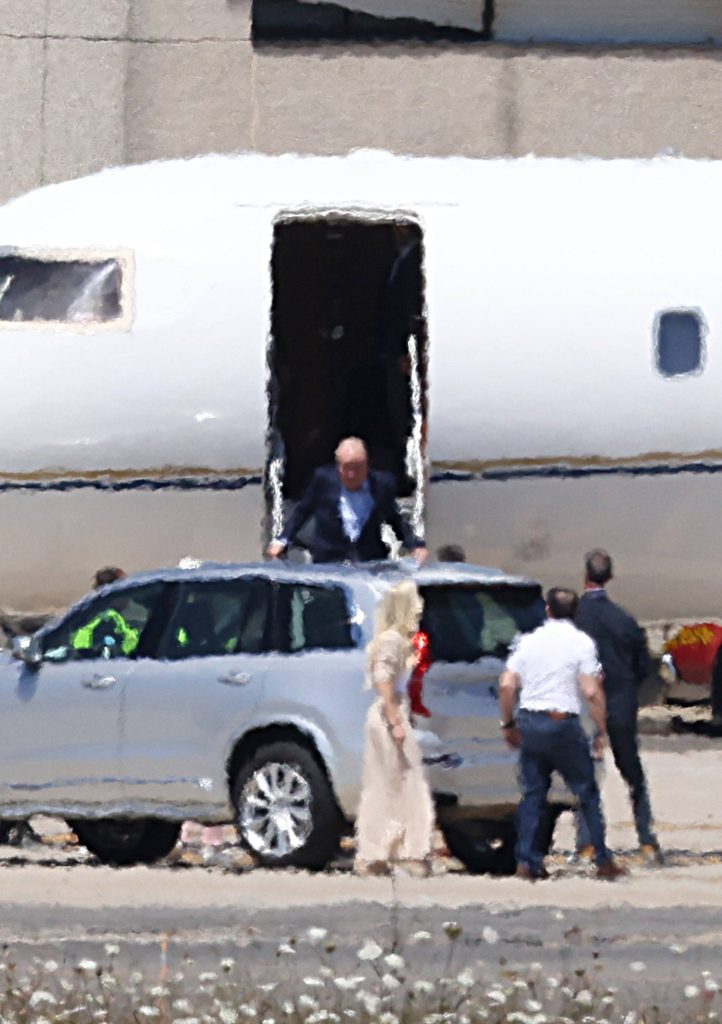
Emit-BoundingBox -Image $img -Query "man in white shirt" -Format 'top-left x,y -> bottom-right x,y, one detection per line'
499,587 -> 627,881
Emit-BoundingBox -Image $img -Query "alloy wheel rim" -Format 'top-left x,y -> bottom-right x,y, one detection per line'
239,761 -> 313,857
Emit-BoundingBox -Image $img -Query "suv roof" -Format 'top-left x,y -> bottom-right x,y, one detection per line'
99,558 -> 541,592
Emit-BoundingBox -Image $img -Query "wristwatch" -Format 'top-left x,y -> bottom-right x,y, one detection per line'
500,719 -> 516,731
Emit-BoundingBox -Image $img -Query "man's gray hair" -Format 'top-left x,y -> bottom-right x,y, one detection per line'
335,437 -> 368,460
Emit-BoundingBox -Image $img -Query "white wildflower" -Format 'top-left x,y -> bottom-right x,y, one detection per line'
238,1006 -> 258,1018
482,926 -> 499,945
456,968 -> 474,989
104,943 -> 120,956
150,986 -> 170,997
334,977 -> 363,991
704,978 -> 720,993
601,995 -> 615,1005
43,960 -> 59,972
319,966 -> 334,978
304,977 -> 326,988
525,1000 -> 543,1012
77,959 -> 98,972
138,1008 -> 161,1018
685,985 -> 701,998
410,930 -> 432,944
219,1009 -> 238,1024
357,993 -> 381,1014
514,979 -> 529,990
623,1012 -> 638,1024
257,983 -> 277,993
552,910 -> 565,920
442,921 -> 462,939
60,979 -> 74,992
378,1015 -> 399,1024
29,992 -> 57,1008
261,1018 -> 275,1024
277,943 -> 295,956
575,990 -> 593,1006
382,973 -> 401,990
487,991 -> 506,1005
357,939 -> 383,961
173,1019 -> 200,1024
130,971 -> 144,985
384,953 -> 405,971
545,977 -> 560,989
299,995 -> 318,1009
101,975 -> 118,989
199,972 -> 218,983
669,943 -> 688,954
307,927 -> 328,945
173,1000 -> 193,1013
282,1003 -> 294,1015
221,958 -> 235,971
629,961 -> 646,972
414,980 -> 435,994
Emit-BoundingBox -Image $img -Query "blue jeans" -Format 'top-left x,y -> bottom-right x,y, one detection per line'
577,720 -> 657,849
516,710 -> 611,872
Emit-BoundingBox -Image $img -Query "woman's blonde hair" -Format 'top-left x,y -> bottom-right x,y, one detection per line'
365,579 -> 423,681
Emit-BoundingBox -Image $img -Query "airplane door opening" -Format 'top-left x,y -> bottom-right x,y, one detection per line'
267,217 -> 427,555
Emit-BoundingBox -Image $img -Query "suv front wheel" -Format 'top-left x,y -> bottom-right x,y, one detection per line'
233,739 -> 341,870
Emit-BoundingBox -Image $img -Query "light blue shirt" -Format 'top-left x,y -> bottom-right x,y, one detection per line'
339,481 -> 374,543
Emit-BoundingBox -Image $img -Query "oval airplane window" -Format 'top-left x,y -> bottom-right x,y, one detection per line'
655,310 -> 705,378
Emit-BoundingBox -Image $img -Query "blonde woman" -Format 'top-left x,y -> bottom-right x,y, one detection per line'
354,579 -> 435,875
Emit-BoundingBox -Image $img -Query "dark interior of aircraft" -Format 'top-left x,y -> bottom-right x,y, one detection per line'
269,217 -> 426,504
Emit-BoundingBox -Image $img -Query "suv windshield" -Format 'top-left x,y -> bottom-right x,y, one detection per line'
419,584 -> 545,663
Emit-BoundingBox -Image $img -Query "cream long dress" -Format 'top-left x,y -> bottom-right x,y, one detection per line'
355,629 -> 435,864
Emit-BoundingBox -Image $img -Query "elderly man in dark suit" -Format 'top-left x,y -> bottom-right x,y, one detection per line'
575,549 -> 663,865
266,437 -> 427,564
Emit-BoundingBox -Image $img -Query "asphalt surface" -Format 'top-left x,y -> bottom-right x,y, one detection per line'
1,733 -> 722,1012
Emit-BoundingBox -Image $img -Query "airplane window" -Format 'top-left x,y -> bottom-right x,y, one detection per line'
0,256 -> 123,324
655,310 -> 704,378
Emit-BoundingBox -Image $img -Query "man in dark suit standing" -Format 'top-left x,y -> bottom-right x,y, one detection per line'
575,549 -> 663,864
266,437 -> 427,564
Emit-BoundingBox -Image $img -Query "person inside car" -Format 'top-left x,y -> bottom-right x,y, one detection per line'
71,567 -> 138,658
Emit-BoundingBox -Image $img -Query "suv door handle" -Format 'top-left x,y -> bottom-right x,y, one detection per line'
218,672 -> 252,686
82,674 -> 117,689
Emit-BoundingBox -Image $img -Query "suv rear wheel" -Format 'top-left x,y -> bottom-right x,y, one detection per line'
72,819 -> 180,866
233,739 -> 341,870
440,817 -> 517,875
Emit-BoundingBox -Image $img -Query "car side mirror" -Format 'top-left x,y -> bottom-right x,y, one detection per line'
11,635 -> 42,667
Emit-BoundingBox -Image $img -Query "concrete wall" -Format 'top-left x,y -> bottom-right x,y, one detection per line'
0,0 -> 721,205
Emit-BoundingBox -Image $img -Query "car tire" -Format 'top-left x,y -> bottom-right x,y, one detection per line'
440,817 -> 517,876
0,822 -> 16,845
72,819 -> 180,866
233,739 -> 341,870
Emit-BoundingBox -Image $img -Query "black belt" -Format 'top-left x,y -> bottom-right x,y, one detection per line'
521,709 -> 579,720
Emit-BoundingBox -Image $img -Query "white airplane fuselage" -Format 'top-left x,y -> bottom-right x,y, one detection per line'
0,151 -> 720,619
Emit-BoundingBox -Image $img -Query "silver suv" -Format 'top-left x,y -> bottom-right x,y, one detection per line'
1,560 -> 551,871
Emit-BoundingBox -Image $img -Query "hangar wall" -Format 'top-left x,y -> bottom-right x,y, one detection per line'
0,0 -> 720,205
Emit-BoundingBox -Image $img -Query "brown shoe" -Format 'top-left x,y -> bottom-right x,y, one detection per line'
516,863 -> 549,881
595,859 -> 628,880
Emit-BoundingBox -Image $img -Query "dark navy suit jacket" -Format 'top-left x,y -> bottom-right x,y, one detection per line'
575,589 -> 652,725
279,464 -> 422,563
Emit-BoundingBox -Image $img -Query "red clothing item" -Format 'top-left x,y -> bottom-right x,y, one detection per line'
408,631 -> 432,717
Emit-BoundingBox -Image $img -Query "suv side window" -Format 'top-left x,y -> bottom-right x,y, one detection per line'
420,585 -> 545,663
158,578 -> 271,660
271,583 -> 354,653
41,582 -> 168,663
